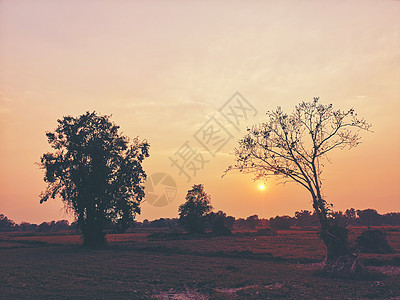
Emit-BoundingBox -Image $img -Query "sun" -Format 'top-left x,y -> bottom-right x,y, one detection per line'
259,184 -> 266,190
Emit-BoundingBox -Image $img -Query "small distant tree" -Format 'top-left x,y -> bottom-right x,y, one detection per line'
225,216 -> 236,230
38,222 -> 50,232
207,211 -> 232,235
331,211 -> 347,226
225,98 -> 371,276
245,215 -> 259,229
382,213 -> 400,226
178,184 -> 213,234
0,214 -> 15,231
142,219 -> 150,227
345,208 -> 357,224
19,222 -> 33,231
270,215 -> 294,229
70,221 -> 79,231
39,112 -> 150,247
234,218 -> 246,229
295,210 -> 318,227
55,220 -> 70,231
357,209 -> 381,228
205,210 -> 224,228
212,216 -> 232,236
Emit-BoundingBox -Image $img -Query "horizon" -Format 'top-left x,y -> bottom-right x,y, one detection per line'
2,206 -> 399,226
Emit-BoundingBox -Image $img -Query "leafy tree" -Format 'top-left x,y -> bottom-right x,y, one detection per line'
245,215 -> 260,229
38,222 -> 50,232
205,210 -> 224,229
207,211 -> 232,235
356,209 -> 381,228
211,215 -> 232,236
141,218 -> 179,229
225,98 -> 371,275
234,218 -> 246,228
39,112 -> 149,246
345,208 -> 357,224
178,184 -> 213,234
269,215 -> 294,229
19,222 -> 35,231
382,212 -> 400,226
331,211 -> 347,226
0,214 -> 15,231
295,210 -> 318,227
225,216 -> 236,230
54,220 -> 70,231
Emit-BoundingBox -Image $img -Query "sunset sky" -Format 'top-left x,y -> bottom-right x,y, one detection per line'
0,0 -> 399,224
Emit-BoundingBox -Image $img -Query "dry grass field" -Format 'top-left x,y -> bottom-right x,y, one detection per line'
1,227 -> 399,299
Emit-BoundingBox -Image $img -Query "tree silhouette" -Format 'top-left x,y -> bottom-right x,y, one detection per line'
357,209 -> 381,228
295,210 -> 318,227
345,208 -> 357,224
225,98 -> 371,276
245,214 -> 259,229
269,215 -> 294,229
39,112 -> 149,247
207,210 -> 232,235
0,214 -> 15,231
178,184 -> 213,234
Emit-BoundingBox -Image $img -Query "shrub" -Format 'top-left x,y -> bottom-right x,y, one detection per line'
269,215 -> 294,229
355,229 -> 394,254
212,216 -> 232,236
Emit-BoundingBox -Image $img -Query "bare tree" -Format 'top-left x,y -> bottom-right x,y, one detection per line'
225,97 -> 371,276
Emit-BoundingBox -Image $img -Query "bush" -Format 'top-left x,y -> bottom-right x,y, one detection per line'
269,215 -> 294,229
355,229 -> 394,254
212,216 -> 232,236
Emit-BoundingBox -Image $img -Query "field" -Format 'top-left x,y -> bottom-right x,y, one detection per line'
1,227 -> 399,299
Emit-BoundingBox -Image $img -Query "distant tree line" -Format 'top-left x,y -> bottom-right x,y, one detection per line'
0,215 -> 77,232
242,209 -> 400,230
2,208 -> 399,232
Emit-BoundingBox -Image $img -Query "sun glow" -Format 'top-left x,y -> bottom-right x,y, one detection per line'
259,184 -> 266,190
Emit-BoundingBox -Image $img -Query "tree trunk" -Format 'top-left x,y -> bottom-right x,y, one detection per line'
314,198 -> 368,277
80,209 -> 107,248
81,221 -> 106,247
319,219 -> 351,260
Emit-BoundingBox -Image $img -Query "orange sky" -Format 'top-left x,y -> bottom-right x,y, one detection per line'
0,0 -> 399,224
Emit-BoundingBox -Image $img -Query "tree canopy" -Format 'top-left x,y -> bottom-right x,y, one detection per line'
227,98 -> 370,205
39,111 -> 149,246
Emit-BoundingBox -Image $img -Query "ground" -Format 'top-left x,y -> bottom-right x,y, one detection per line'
0,227 -> 399,299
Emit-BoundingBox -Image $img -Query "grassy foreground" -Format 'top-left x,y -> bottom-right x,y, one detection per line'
1,227 -> 399,299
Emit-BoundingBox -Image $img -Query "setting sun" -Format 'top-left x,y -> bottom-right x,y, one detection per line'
259,184 -> 266,190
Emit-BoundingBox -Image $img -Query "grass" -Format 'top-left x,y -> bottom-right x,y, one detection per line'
0,227 -> 399,299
